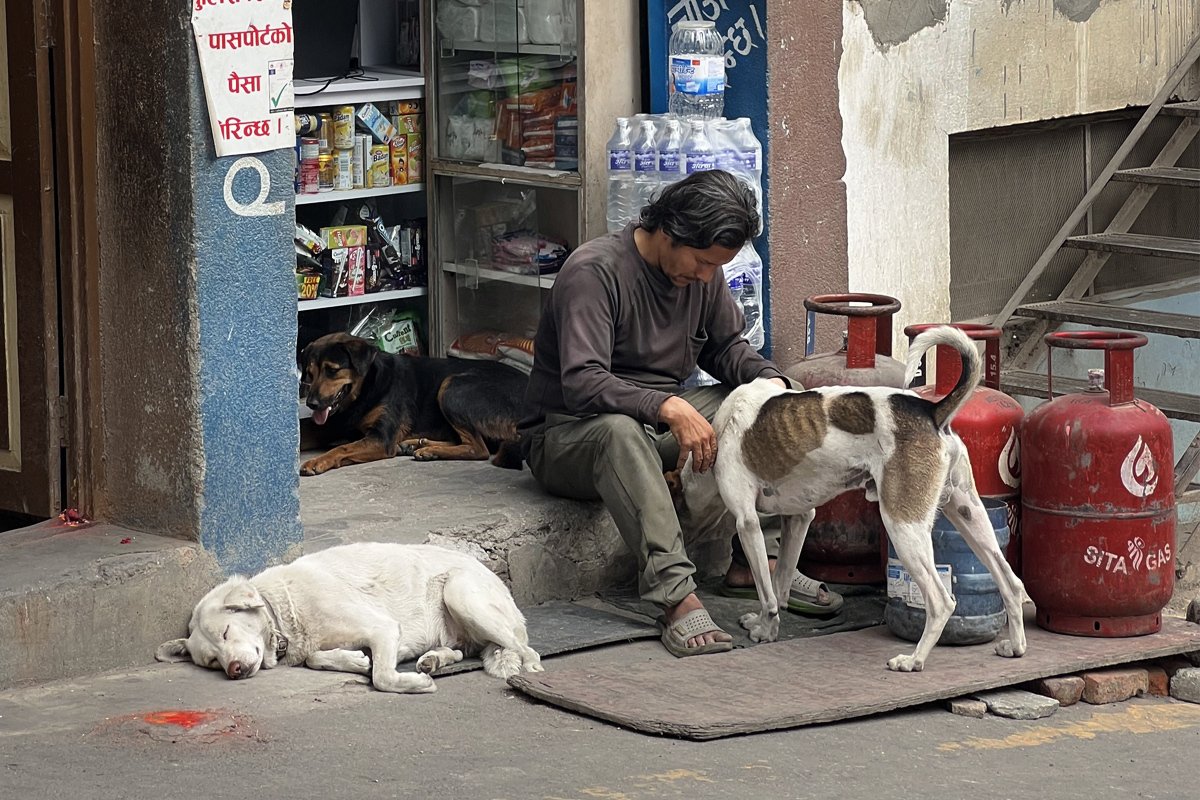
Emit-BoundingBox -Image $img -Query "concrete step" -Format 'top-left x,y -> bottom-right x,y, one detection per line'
0,521 -> 221,690
1014,299 -> 1200,339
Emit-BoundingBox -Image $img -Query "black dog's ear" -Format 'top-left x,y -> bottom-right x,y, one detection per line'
342,336 -> 378,375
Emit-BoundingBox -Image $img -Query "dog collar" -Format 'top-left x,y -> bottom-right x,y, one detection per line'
259,593 -> 290,659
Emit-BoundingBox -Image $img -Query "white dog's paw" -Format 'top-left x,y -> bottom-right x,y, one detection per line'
416,649 -> 463,675
887,654 -> 924,673
994,638 -> 1025,658
739,611 -> 779,643
349,652 -> 371,673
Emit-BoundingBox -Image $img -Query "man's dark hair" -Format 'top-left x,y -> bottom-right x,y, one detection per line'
638,169 -> 760,250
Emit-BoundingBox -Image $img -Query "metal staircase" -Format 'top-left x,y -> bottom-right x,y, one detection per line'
991,34 -> 1200,571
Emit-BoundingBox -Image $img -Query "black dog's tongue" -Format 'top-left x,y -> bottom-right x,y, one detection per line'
311,407 -> 330,425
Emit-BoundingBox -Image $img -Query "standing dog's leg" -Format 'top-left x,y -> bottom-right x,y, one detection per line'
770,509 -> 816,613
942,488 -> 1028,659
718,471 -> 781,643
883,514 -> 956,672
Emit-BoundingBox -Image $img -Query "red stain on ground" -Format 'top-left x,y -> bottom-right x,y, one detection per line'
141,710 -> 215,729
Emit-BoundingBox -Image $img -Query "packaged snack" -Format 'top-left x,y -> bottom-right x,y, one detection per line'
407,136 -> 423,183
320,225 -> 368,249
345,246 -> 366,296
396,114 -> 422,136
390,99 -> 423,115
321,249 -> 350,297
295,270 -> 322,301
295,223 -> 325,255
378,311 -> 423,356
389,137 -> 408,186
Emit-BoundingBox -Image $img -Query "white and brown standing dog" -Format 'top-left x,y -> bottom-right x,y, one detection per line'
684,326 -> 1028,672
157,542 -> 543,693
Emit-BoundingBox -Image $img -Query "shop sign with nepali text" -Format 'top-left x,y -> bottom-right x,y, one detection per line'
192,0 -> 295,157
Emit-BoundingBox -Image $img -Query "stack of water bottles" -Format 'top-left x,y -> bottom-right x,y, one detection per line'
605,19 -> 765,357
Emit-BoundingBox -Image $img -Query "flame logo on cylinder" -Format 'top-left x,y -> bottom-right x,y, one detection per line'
1127,536 -> 1146,571
1120,437 -> 1158,498
998,428 -> 1020,488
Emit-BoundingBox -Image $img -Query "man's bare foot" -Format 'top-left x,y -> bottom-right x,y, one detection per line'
724,558 -> 778,588
664,593 -> 733,649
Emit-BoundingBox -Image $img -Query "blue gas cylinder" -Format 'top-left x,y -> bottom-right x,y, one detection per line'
884,498 -> 1010,645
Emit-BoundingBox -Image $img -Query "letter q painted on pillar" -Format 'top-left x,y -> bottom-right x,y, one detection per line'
223,156 -> 285,217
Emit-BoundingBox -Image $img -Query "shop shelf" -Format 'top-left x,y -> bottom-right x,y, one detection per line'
298,286 -> 428,311
440,39 -> 576,58
294,68 -> 425,109
430,159 -> 580,187
442,261 -> 557,289
296,183 -> 426,206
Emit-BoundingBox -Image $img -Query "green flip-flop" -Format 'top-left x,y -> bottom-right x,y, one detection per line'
718,573 -> 845,616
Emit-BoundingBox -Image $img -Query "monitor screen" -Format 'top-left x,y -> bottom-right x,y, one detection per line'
292,0 -> 361,80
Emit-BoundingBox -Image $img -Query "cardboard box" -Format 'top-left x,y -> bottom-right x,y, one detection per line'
389,137 -> 408,186
396,114 -> 422,136
296,271 -> 322,301
321,225 -> 368,249
355,102 -> 398,144
345,246 -> 365,296
407,135 -> 423,183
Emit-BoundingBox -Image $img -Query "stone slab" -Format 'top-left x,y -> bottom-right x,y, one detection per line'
509,610 -> 1200,740
972,689 -> 1060,720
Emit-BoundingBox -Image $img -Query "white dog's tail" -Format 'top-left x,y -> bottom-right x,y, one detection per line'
905,326 -> 982,430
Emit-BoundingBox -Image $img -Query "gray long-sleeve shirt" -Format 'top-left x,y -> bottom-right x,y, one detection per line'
520,224 -> 786,434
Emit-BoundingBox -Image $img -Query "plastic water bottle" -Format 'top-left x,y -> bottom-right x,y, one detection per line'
725,243 -> 765,349
682,119 -> 715,175
655,117 -> 685,188
709,119 -> 741,175
606,118 -> 634,233
669,20 -> 726,119
734,117 -> 765,228
632,118 -> 659,218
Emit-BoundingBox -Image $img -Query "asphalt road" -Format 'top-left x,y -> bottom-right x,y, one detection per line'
2,639 -> 1198,800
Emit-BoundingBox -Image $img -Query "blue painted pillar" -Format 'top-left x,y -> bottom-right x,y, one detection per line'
93,0 -> 301,574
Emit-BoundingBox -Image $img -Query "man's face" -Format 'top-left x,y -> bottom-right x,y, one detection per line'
660,242 -> 741,288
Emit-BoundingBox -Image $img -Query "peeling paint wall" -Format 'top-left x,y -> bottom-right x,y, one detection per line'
839,0 -> 1200,348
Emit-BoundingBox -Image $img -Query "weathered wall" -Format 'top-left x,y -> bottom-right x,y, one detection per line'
767,0 -> 850,367
92,0 -> 301,572
839,0 -> 1200,347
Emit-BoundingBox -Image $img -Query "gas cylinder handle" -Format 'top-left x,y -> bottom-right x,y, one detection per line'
903,323 -> 1002,392
1043,331 -> 1147,406
804,293 -> 901,367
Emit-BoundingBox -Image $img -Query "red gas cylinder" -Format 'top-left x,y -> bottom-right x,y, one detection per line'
904,323 -> 1024,575
784,293 -> 904,584
1022,331 -> 1175,637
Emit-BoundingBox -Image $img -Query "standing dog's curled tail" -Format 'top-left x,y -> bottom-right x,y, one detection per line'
904,326 -> 983,430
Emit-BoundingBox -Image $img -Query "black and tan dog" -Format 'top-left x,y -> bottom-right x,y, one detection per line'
299,332 -> 526,476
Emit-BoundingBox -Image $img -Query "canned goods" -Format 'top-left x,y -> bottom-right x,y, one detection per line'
369,144 -> 391,188
295,113 -> 320,136
332,106 -> 356,150
299,137 -> 320,162
317,113 -> 333,153
352,136 -> 365,189
335,149 -> 353,191
300,159 -> 320,194
317,153 -> 335,192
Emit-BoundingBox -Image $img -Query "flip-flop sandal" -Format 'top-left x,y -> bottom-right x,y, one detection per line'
717,573 -> 845,616
658,608 -> 734,658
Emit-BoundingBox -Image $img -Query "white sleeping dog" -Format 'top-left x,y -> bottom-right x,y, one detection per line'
683,326 -> 1028,672
157,542 -> 543,693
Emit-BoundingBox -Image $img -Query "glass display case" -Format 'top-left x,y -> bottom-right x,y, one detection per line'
425,0 -> 641,355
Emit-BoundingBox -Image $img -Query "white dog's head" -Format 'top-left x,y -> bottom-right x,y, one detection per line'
156,578 -> 283,680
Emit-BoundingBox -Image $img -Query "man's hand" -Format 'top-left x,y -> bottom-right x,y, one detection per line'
767,377 -> 787,389
659,395 -> 718,474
